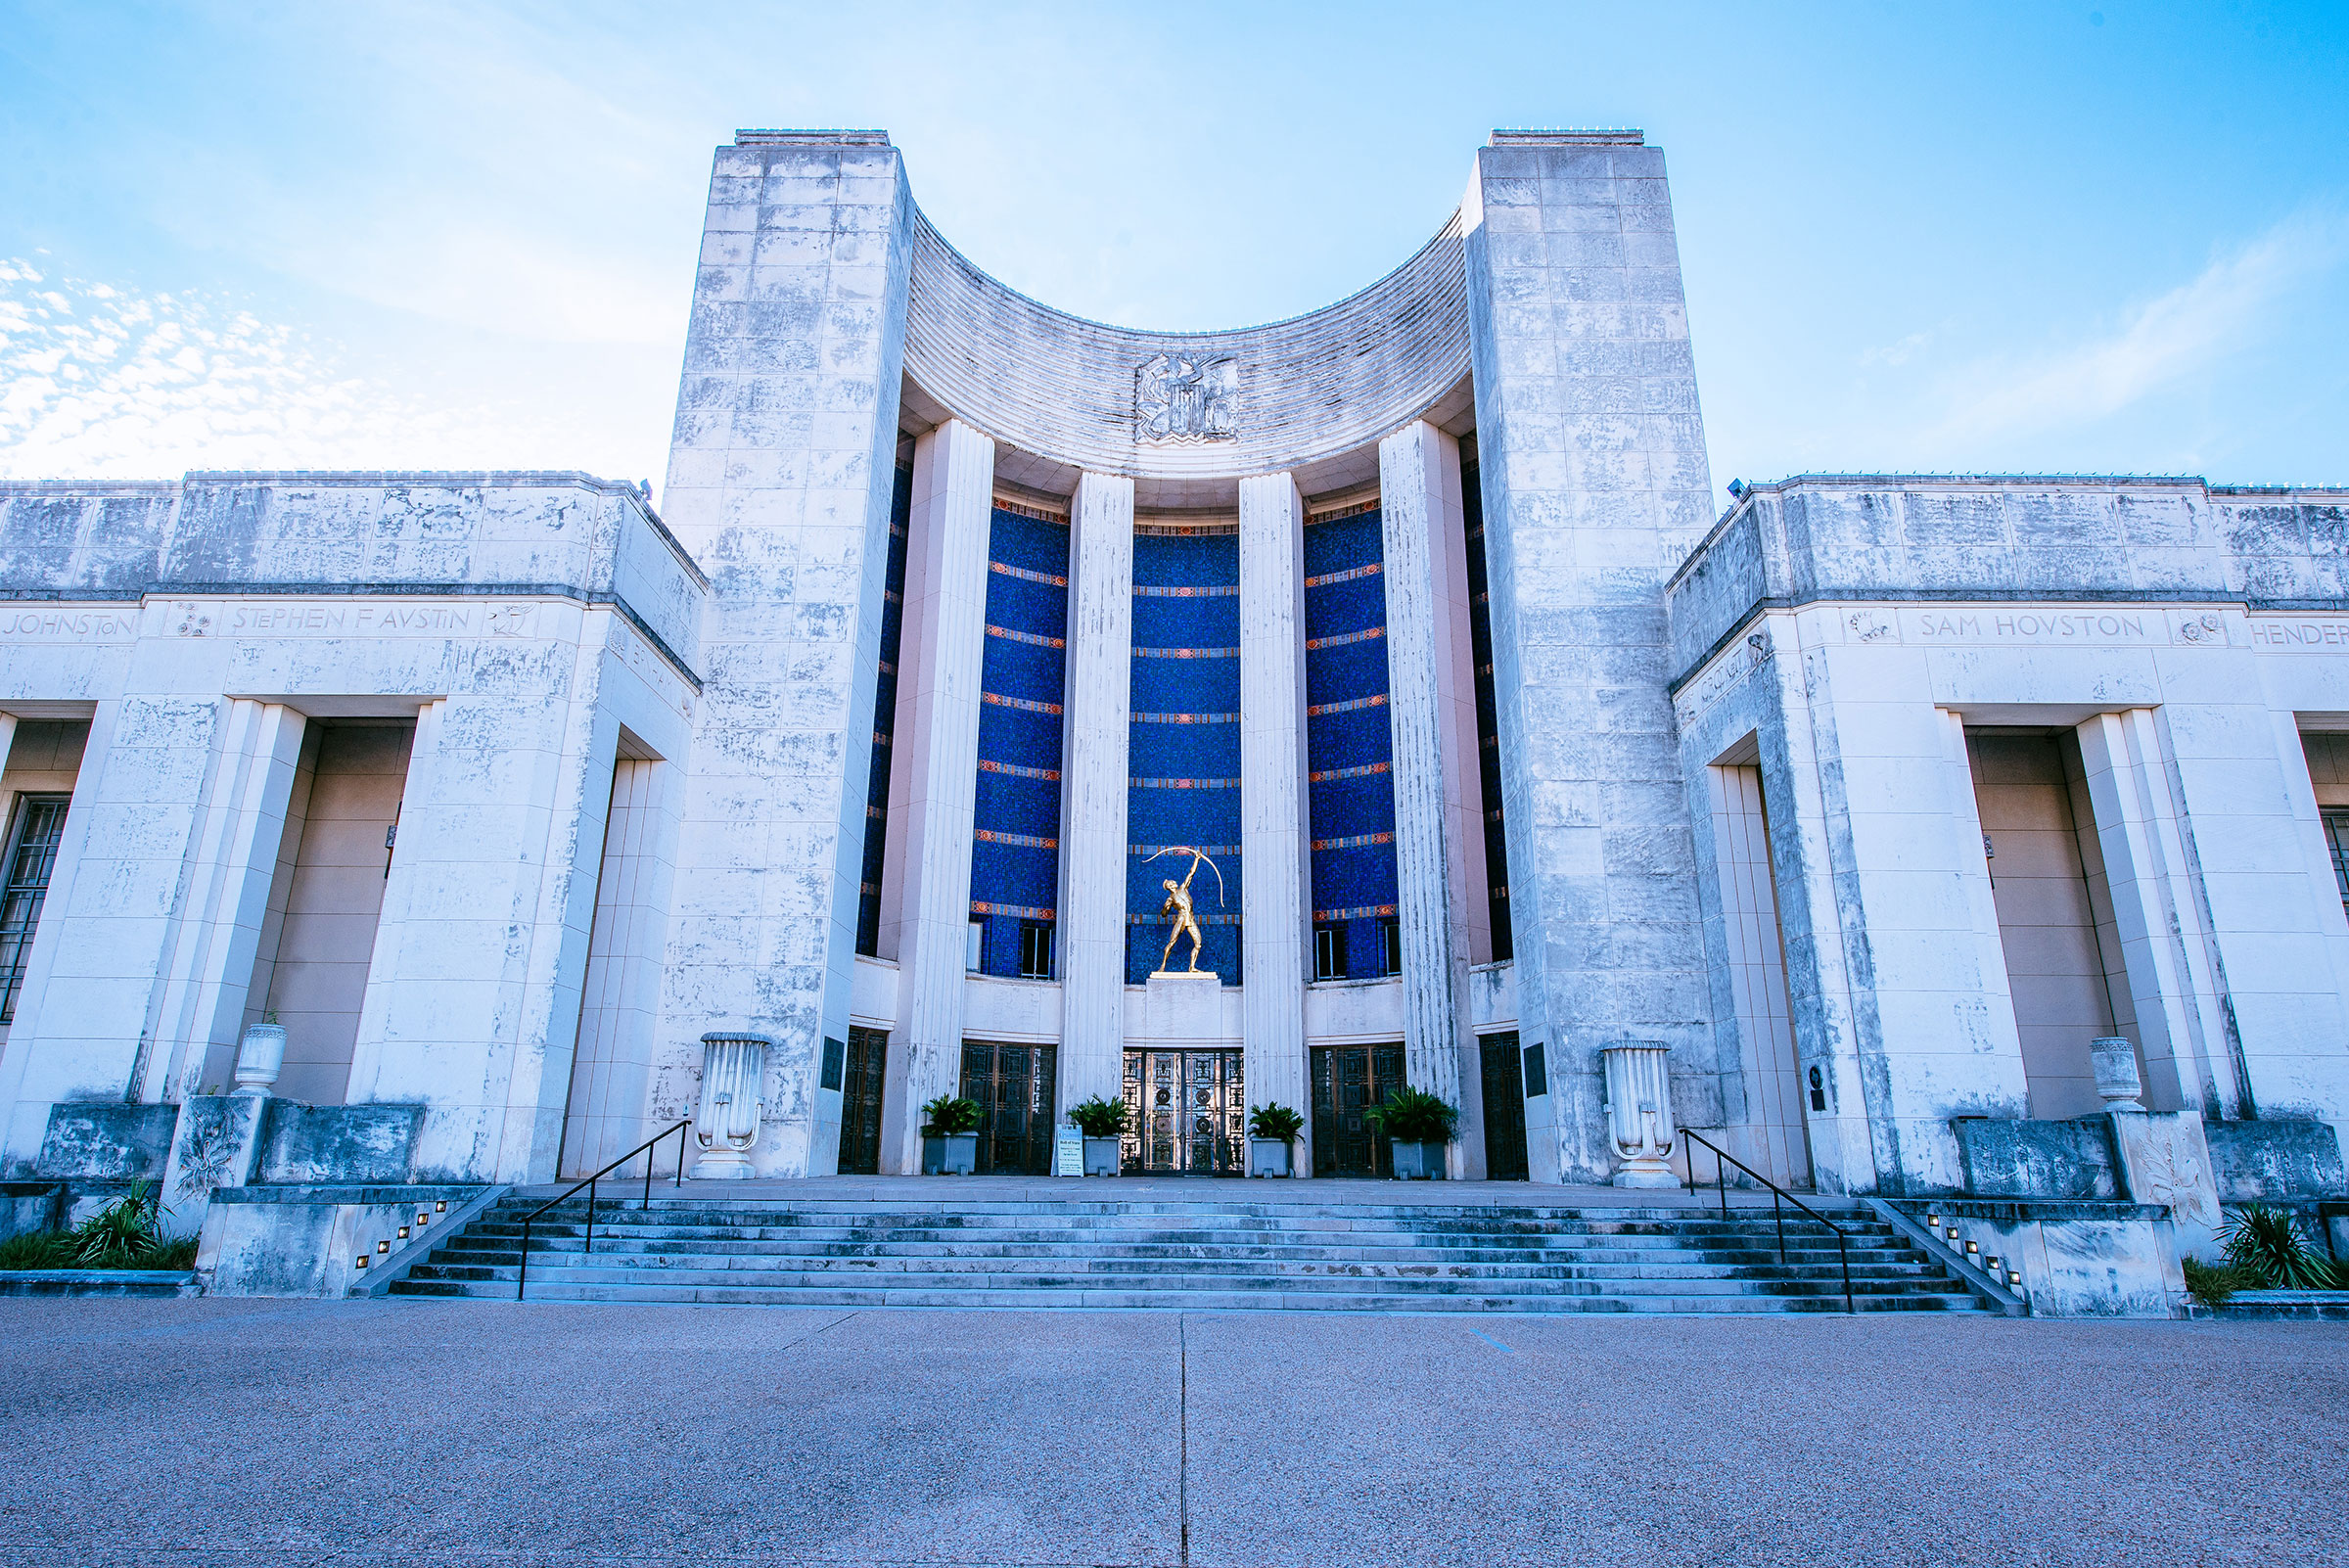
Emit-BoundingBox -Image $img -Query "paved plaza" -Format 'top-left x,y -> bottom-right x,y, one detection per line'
2,1298 -> 2340,1566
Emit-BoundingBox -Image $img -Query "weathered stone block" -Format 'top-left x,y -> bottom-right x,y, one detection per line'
1952,1117 -> 2121,1199
35,1103 -> 179,1179
2204,1119 -> 2348,1199
255,1103 -> 423,1184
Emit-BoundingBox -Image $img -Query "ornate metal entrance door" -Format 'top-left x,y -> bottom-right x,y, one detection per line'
959,1040 -> 1057,1175
1311,1042 -> 1405,1176
1479,1032 -> 1529,1180
836,1027 -> 887,1176
1120,1049 -> 1244,1175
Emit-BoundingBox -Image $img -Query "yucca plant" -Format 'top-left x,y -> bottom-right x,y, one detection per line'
1069,1096 -> 1129,1137
71,1182 -> 170,1267
2220,1204 -> 2339,1289
1248,1103 -> 1305,1144
1364,1087 -> 1458,1146
920,1094 -> 982,1136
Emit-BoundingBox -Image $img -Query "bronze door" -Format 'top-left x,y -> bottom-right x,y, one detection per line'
1311,1042 -> 1405,1177
1479,1032 -> 1529,1180
836,1027 -> 887,1176
959,1040 -> 1056,1175
1120,1049 -> 1244,1175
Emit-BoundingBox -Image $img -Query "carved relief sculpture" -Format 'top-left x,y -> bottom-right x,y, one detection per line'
1134,353 -> 1239,441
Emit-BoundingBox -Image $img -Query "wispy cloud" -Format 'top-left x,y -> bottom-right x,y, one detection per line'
1928,208 -> 2349,441
0,260 -> 581,480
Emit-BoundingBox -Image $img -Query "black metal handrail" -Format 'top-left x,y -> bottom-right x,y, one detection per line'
516,1120 -> 692,1302
1677,1127 -> 1855,1314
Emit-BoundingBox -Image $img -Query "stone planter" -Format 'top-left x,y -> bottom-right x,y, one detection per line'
1391,1139 -> 1446,1180
923,1132 -> 978,1176
692,1032 -> 771,1179
232,1023 -> 287,1096
1082,1136 -> 1121,1176
1602,1041 -> 1678,1188
1249,1137 -> 1293,1177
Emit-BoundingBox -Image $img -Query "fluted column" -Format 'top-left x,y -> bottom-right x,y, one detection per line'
880,418 -> 996,1173
1058,472 -> 1134,1116
1380,422 -> 1471,1170
1238,473 -> 1310,1167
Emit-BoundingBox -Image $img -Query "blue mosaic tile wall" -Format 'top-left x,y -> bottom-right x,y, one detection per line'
967,504 -> 1070,976
1127,529 -> 1243,985
1460,460 -> 1512,961
1303,504 -> 1400,977
855,464 -> 915,956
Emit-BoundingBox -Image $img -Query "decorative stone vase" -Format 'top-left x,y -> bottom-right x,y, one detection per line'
923,1131 -> 978,1176
2091,1038 -> 2145,1111
1602,1042 -> 1679,1188
1249,1137 -> 1293,1177
1390,1140 -> 1445,1180
232,1023 -> 288,1096
1082,1136 -> 1121,1176
691,1032 -> 771,1179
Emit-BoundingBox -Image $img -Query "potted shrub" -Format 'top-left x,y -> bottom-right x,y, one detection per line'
1069,1096 -> 1128,1176
1366,1087 -> 1457,1180
920,1094 -> 981,1176
1247,1102 -> 1304,1177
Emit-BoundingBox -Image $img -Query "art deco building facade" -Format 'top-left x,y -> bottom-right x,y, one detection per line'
1,130 -> 2345,1246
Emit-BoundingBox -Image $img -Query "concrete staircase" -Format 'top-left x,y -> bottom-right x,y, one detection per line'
385,1194 -> 1991,1314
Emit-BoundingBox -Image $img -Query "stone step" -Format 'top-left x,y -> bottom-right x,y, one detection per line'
466,1218 -> 1908,1249
491,1202 -> 1881,1232
419,1245 -> 1943,1284
388,1276 -> 1980,1314
435,1236 -> 1920,1269
400,1257 -> 1944,1296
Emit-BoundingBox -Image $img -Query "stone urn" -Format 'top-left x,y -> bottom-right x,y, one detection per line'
233,1022 -> 288,1096
2091,1038 -> 2145,1111
1602,1042 -> 1678,1188
692,1032 -> 771,1179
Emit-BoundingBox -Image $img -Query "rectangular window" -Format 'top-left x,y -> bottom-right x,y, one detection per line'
2326,808 -> 2349,918
1379,916 -> 1402,977
0,796 -> 69,1023
1019,920 -> 1054,979
1313,921 -> 1347,982
966,918 -> 985,974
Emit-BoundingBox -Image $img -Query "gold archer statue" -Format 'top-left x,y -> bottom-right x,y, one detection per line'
1145,845 -> 1225,974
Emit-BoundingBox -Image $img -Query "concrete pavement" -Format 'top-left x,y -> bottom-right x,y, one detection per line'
0,1297 -> 2339,1566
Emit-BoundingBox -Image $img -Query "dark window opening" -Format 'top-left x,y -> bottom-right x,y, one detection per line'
1313,922 -> 1347,981
1019,920 -> 1054,979
0,795 -> 68,1023
2326,807 -> 2349,918
1378,916 -> 1402,977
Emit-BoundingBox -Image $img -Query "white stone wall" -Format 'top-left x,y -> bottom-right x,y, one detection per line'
1667,477 -> 2349,1193
0,474 -> 704,1180
1461,131 -> 1719,1182
653,131 -> 915,1178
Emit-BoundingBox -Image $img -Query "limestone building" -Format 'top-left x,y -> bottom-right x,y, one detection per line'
2,128 -> 2345,1240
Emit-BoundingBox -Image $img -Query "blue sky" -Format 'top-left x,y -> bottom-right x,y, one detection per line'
2,1 -> 2344,507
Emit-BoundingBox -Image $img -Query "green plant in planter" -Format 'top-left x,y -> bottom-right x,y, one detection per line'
1248,1103 -> 1305,1143
920,1095 -> 982,1137
2221,1204 -> 2341,1289
1365,1088 -> 1458,1145
1069,1096 -> 1129,1138
2180,1255 -> 2248,1306
62,1182 -> 197,1268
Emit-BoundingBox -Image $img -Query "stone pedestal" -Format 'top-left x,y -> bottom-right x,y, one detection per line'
692,1033 -> 770,1179
159,1095 -> 269,1240
1143,970 -> 1223,1044
1602,1043 -> 1678,1188
2106,1108 -> 2222,1255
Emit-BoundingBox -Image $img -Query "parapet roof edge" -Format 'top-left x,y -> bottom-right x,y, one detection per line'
1490,127 -> 1645,145
909,200 -> 1467,342
735,128 -> 891,145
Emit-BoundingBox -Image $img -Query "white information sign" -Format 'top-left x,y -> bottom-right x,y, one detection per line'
1054,1126 -> 1084,1177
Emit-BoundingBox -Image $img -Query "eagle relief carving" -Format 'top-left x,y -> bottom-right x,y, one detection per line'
1134,352 -> 1239,442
